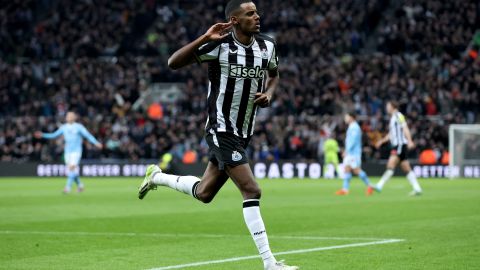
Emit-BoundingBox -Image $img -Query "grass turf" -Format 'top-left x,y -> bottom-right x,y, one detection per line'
0,177 -> 479,270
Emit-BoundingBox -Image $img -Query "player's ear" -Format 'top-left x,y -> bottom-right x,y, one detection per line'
230,16 -> 238,25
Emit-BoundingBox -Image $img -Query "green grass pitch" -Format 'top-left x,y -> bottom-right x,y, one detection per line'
0,177 -> 479,270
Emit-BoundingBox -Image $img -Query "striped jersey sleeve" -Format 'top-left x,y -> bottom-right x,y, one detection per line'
268,45 -> 278,70
194,40 -> 222,63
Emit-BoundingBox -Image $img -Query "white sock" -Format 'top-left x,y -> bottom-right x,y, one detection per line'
152,173 -> 200,198
407,171 -> 422,192
243,199 -> 276,268
377,169 -> 394,190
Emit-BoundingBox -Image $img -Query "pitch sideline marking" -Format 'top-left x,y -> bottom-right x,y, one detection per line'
148,239 -> 405,270
0,230 -> 395,241
0,230 -> 405,270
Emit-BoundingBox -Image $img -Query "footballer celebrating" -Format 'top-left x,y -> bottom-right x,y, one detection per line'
138,1 -> 298,269
375,101 -> 423,196
336,111 -> 375,195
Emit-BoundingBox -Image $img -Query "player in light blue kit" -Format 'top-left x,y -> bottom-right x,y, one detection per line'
336,111 -> 375,196
35,112 -> 102,193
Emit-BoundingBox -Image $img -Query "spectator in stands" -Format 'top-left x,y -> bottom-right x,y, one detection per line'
0,0 -> 478,163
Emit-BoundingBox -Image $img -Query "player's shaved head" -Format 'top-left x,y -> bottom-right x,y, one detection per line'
225,0 -> 252,19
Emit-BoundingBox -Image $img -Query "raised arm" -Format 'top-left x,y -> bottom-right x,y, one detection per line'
35,127 -> 63,140
167,22 -> 232,70
80,125 -> 102,149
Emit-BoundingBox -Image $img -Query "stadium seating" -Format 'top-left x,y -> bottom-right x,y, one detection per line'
0,0 -> 478,163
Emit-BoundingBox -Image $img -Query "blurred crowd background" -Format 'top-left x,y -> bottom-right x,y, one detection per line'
1,0 -> 479,164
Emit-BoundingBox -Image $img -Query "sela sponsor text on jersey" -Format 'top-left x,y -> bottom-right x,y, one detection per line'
229,64 -> 266,79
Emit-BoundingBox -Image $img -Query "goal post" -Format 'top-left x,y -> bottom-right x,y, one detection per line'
449,124 -> 480,179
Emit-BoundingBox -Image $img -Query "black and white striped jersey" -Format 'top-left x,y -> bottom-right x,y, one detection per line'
389,111 -> 408,146
193,32 -> 278,138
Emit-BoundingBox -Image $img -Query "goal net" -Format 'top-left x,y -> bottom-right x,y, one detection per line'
448,124 -> 480,179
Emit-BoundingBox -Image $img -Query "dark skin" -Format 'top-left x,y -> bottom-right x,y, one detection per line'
168,2 -> 277,201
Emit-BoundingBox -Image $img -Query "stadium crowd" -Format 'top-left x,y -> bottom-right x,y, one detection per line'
1,0 -> 479,164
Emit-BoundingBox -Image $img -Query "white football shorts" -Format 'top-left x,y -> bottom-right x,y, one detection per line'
64,152 -> 82,166
344,155 -> 361,169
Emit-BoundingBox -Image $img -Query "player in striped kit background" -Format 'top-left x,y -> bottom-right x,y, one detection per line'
375,101 -> 423,196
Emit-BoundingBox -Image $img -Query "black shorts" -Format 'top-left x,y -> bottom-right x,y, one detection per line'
390,144 -> 408,161
205,132 -> 251,170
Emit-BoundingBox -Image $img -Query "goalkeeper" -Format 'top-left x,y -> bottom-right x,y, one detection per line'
323,135 -> 340,178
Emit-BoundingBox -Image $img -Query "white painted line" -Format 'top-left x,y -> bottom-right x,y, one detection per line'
269,235 -> 400,241
0,230 -> 224,238
0,230 -> 404,269
0,230 -> 392,241
274,239 -> 404,256
148,239 -> 405,270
